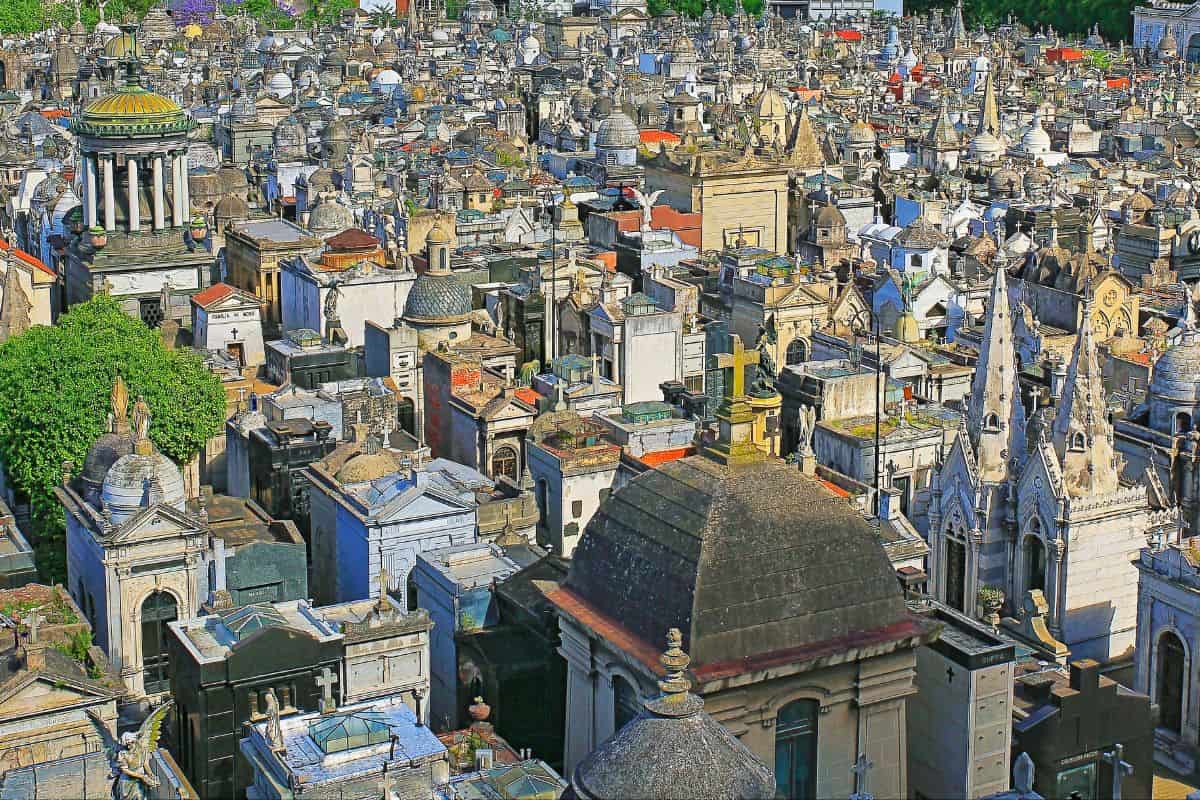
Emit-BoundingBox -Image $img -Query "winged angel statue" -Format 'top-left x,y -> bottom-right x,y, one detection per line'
89,700 -> 172,800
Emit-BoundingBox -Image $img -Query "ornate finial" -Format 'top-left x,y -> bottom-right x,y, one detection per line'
658,627 -> 691,697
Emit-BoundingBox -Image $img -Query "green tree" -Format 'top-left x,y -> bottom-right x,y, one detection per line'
302,0 -> 357,26
0,295 -> 226,581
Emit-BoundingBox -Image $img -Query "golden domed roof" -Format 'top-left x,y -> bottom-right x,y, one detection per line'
425,223 -> 451,245
76,82 -> 192,137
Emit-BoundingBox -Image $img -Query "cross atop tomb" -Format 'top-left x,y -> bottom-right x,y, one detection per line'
316,666 -> 338,714
713,334 -> 759,402
24,607 -> 45,645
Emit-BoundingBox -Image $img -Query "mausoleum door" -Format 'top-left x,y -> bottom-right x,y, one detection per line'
1158,631 -> 1187,734
141,591 -> 178,694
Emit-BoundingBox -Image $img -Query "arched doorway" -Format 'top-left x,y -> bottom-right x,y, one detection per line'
397,397 -> 415,435
612,674 -> 640,733
945,527 -> 967,612
492,444 -> 519,483
786,338 -> 809,366
1188,33 -> 1200,63
1158,631 -> 1187,734
775,699 -> 819,800
140,591 -> 178,694
1023,535 -> 1046,595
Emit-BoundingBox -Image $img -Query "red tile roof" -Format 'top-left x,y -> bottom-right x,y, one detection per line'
639,130 -> 680,145
833,29 -> 863,41
324,228 -> 380,250
190,283 -> 238,309
0,239 -> 54,277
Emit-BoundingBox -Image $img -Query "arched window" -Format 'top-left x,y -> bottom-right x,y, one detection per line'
1070,431 -> 1086,452
983,412 -> 1001,432
945,525 -> 967,612
397,398 -> 415,435
1023,535 -> 1046,594
612,674 -> 640,733
140,592 -> 178,694
492,445 -> 519,483
1177,412 -> 1193,435
786,338 -> 809,366
1158,631 -> 1187,733
407,571 -> 419,612
775,699 -> 819,800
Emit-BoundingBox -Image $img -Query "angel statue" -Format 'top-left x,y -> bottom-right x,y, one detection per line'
797,403 -> 817,455
131,396 -> 151,443
87,700 -> 171,800
630,188 -> 664,234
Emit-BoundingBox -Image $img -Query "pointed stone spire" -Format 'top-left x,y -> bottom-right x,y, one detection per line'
1051,304 -> 1119,495
966,264 -> 1026,482
787,104 -> 824,169
979,71 -> 1000,138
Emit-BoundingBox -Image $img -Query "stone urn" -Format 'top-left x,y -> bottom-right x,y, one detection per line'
88,226 -> 107,249
189,217 -> 208,242
468,696 -> 491,723
977,586 -> 1004,627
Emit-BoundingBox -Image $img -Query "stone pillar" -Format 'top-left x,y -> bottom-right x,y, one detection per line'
1134,589 -> 1153,695
83,154 -> 97,228
102,155 -> 116,231
127,157 -> 140,232
152,154 -> 165,230
1046,538 -> 1066,638
178,151 -> 190,222
966,529 -> 982,618
171,152 -> 185,227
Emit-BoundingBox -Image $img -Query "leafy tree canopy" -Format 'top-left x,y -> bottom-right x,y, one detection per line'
904,0 -> 1132,45
0,295 -> 226,580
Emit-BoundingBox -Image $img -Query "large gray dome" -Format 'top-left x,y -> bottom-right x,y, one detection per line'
403,272 -> 471,322
101,450 -> 186,525
308,198 -> 354,237
596,111 -> 639,150
1150,331 -> 1200,432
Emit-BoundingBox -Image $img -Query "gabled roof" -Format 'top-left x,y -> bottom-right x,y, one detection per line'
190,282 -> 259,309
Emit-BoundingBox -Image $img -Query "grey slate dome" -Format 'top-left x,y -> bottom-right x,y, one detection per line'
596,111 -> 639,150
563,629 -> 775,800
565,454 -> 912,670
101,450 -> 186,525
404,272 -> 471,322
80,430 -> 133,489
308,198 -> 354,237
1151,330 -> 1200,405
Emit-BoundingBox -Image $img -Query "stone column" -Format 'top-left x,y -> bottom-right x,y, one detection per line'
1046,538 -> 1066,638
178,151 -> 190,222
83,154 -> 97,228
127,157 -> 140,232
102,155 -> 116,231
966,529 -> 983,617
171,152 -> 185,227
152,154 -> 165,230
1134,589 -> 1153,695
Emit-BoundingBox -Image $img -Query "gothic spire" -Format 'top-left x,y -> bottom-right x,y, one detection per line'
979,71 -> 1000,138
1050,304 -> 1119,495
966,263 -> 1026,482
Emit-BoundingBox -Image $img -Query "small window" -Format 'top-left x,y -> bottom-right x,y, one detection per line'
572,500 -> 583,518
1070,431 -> 1086,451
983,412 -> 1001,431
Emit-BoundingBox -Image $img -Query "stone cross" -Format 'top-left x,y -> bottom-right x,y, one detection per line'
24,607 -> 44,644
712,335 -> 759,401
849,753 -> 874,800
1103,744 -> 1133,800
316,667 -> 338,714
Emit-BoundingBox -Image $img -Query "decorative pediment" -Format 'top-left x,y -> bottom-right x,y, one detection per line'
107,503 -> 202,545
0,671 -> 113,715
375,485 -> 473,522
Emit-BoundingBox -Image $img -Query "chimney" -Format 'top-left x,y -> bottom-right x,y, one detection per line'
1069,658 -> 1100,695
24,643 -> 46,671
